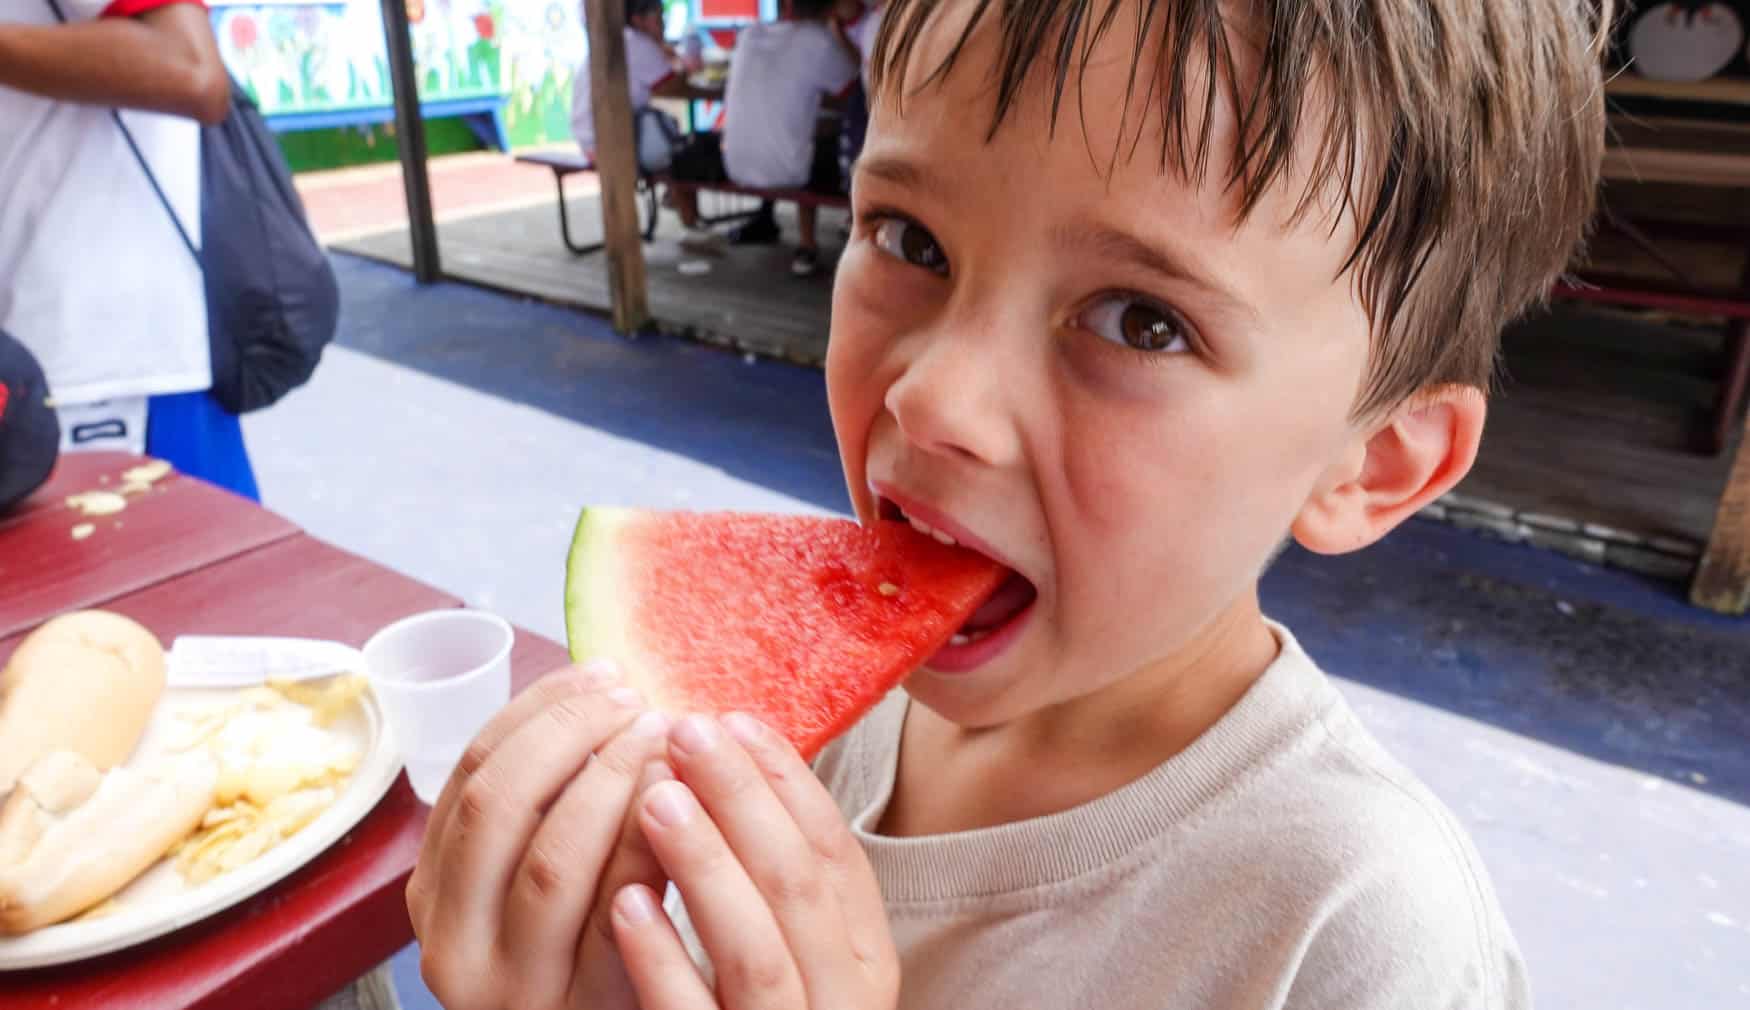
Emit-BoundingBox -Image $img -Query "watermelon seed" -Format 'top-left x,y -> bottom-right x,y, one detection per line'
878,582 -> 900,597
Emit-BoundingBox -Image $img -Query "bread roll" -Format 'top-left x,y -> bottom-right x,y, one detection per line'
0,749 -> 217,933
0,610 -> 166,795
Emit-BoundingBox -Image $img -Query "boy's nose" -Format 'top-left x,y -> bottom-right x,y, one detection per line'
882,337 -> 1022,468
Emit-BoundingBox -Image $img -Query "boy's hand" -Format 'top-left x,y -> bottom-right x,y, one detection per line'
610,712 -> 900,1010
405,662 -> 674,1010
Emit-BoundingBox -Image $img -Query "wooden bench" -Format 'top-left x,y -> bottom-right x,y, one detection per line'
516,150 -> 851,255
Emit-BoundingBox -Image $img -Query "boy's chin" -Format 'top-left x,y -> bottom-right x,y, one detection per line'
905,635 -> 1058,726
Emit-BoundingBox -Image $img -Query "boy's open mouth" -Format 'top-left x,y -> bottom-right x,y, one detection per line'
879,496 -> 1038,671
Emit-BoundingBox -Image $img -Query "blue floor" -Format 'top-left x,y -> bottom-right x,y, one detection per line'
291,255 -> 1746,1010
331,254 -> 848,513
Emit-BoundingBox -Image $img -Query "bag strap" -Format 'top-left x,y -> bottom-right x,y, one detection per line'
43,0 -> 203,271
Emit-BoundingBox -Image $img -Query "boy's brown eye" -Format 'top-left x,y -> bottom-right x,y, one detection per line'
1078,295 -> 1192,354
872,218 -> 948,275
1122,306 -> 1178,350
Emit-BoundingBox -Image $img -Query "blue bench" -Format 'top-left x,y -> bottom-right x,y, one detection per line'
265,96 -> 509,152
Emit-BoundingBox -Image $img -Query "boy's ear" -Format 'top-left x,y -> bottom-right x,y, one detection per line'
1291,385 -> 1487,555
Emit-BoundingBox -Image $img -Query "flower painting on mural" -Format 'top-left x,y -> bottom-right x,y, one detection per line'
1627,2 -> 1746,82
205,0 -> 587,144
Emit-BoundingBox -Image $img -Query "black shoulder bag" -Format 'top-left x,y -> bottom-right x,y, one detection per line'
48,0 -> 340,414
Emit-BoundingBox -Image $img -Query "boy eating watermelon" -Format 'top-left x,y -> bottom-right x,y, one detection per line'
406,1 -> 1611,1007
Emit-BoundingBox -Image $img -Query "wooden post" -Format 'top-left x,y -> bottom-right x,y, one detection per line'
380,0 -> 439,283
583,0 -> 652,333
1692,408 -> 1750,615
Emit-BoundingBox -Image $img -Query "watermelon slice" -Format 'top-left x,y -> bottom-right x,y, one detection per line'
565,508 -> 1006,759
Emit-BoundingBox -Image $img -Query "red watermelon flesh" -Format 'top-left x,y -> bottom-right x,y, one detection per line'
565,509 -> 1007,759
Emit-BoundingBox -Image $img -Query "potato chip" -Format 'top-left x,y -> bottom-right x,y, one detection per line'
269,674 -> 369,727
201,800 -> 257,829
169,675 -> 363,886
242,763 -> 304,807
76,899 -> 123,922
217,825 -> 277,872
121,460 -> 173,486
213,761 -> 248,806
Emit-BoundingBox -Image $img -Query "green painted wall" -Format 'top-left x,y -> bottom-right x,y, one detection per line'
278,118 -> 485,173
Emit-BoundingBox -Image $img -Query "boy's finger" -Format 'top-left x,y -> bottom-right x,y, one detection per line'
424,684 -> 642,964
667,714 -> 853,1004
611,884 -> 716,1010
492,711 -> 671,1003
565,757 -> 678,1009
638,779 -> 807,1010
423,661 -> 619,845
410,664 -> 618,928
722,712 -> 895,967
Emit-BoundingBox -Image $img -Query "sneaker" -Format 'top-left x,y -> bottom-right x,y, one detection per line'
728,213 -> 782,246
791,248 -> 822,277
678,226 -> 727,256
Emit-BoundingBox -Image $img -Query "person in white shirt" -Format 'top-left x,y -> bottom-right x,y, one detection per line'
0,0 -> 259,500
571,0 -> 719,177
670,0 -> 857,277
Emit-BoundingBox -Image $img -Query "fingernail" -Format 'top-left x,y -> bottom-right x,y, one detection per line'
615,884 -> 658,926
628,710 -> 671,738
608,687 -> 645,708
671,714 -> 720,755
722,712 -> 766,747
645,780 -> 695,827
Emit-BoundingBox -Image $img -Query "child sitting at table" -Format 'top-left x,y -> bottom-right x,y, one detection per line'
670,0 -> 857,277
408,1 -> 1612,1007
572,0 -> 720,179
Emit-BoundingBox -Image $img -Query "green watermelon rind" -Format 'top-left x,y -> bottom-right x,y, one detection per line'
564,506 -> 634,669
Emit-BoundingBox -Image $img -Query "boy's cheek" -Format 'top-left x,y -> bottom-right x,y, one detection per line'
827,254 -> 924,413
832,251 -> 910,335
824,287 -> 887,499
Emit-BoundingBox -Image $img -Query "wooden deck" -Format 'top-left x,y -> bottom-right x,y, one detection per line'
338,193 -> 840,365
333,193 -> 1740,580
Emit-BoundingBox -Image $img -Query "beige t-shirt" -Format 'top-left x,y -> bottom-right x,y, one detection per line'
801,624 -> 1529,1009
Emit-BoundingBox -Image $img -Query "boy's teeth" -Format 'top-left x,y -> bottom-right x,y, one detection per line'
904,513 -> 957,545
945,627 -> 992,648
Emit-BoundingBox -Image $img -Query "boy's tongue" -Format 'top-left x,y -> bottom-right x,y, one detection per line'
960,572 -> 1036,632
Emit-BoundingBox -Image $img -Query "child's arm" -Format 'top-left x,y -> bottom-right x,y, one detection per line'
405,665 -> 675,1010
0,2 -> 227,124
610,712 -> 900,1010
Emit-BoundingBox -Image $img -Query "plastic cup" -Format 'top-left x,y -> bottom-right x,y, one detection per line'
363,609 -> 514,804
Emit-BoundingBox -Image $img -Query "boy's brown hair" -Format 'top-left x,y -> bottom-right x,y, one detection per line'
869,0 -> 1612,419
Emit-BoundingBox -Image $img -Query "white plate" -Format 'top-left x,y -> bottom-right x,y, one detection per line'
0,682 -> 402,971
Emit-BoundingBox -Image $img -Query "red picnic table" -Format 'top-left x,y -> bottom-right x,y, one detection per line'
0,451 -> 571,1009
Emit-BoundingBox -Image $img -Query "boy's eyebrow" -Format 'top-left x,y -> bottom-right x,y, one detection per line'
854,156 -> 948,201
1052,222 -> 1259,324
